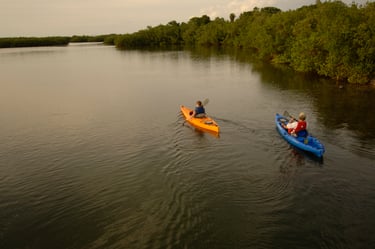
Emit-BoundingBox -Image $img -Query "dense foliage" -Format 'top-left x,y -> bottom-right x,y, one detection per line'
0,36 -> 70,48
115,1 -> 374,84
70,34 -> 117,44
0,34 -> 117,48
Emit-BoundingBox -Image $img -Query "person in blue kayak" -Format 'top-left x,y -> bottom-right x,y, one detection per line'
282,117 -> 297,131
282,112 -> 308,137
191,100 -> 206,118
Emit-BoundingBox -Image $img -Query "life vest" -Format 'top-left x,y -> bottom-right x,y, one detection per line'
195,106 -> 205,115
293,121 -> 307,137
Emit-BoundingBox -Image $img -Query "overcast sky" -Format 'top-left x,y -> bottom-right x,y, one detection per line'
0,0 -> 370,37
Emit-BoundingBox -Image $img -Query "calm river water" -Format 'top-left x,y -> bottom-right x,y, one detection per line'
1,43 -> 374,249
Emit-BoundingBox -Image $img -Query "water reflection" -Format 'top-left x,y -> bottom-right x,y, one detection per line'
188,47 -> 375,144
1,45 -> 374,249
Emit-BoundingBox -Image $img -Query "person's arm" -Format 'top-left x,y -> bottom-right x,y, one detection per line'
188,110 -> 196,120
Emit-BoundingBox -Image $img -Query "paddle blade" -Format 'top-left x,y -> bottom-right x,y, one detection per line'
203,98 -> 209,106
283,111 -> 294,120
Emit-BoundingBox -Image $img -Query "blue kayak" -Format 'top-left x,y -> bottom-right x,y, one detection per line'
275,113 -> 325,158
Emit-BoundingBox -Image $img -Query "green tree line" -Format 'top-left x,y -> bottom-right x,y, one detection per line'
0,34 -> 117,48
0,36 -> 71,48
115,1 -> 374,84
70,34 -> 117,43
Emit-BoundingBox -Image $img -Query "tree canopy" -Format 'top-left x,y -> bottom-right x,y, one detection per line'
115,1 -> 374,84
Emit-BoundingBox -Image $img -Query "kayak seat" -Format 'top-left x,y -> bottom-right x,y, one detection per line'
195,113 -> 207,118
297,130 -> 308,138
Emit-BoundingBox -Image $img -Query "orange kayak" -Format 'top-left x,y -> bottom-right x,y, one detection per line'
180,105 -> 220,134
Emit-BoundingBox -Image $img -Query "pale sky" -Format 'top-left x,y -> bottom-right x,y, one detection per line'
0,0 -> 369,37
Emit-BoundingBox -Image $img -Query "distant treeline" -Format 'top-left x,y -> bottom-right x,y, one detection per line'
0,34 -> 117,48
70,34 -> 117,44
0,36 -> 71,48
114,1 -> 375,84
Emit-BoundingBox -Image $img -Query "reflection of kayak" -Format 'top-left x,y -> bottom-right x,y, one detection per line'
180,105 -> 220,134
275,113 -> 325,158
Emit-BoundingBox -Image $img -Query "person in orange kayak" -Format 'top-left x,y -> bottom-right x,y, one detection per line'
191,100 -> 206,118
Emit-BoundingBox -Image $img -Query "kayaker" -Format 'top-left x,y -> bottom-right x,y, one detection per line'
290,112 -> 308,137
282,117 -> 297,133
191,100 -> 206,118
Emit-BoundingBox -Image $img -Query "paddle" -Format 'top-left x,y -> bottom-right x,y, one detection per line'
283,110 -> 295,121
202,98 -> 209,107
282,111 -> 298,126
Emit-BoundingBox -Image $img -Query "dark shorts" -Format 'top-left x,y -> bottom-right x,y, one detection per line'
195,113 -> 206,118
